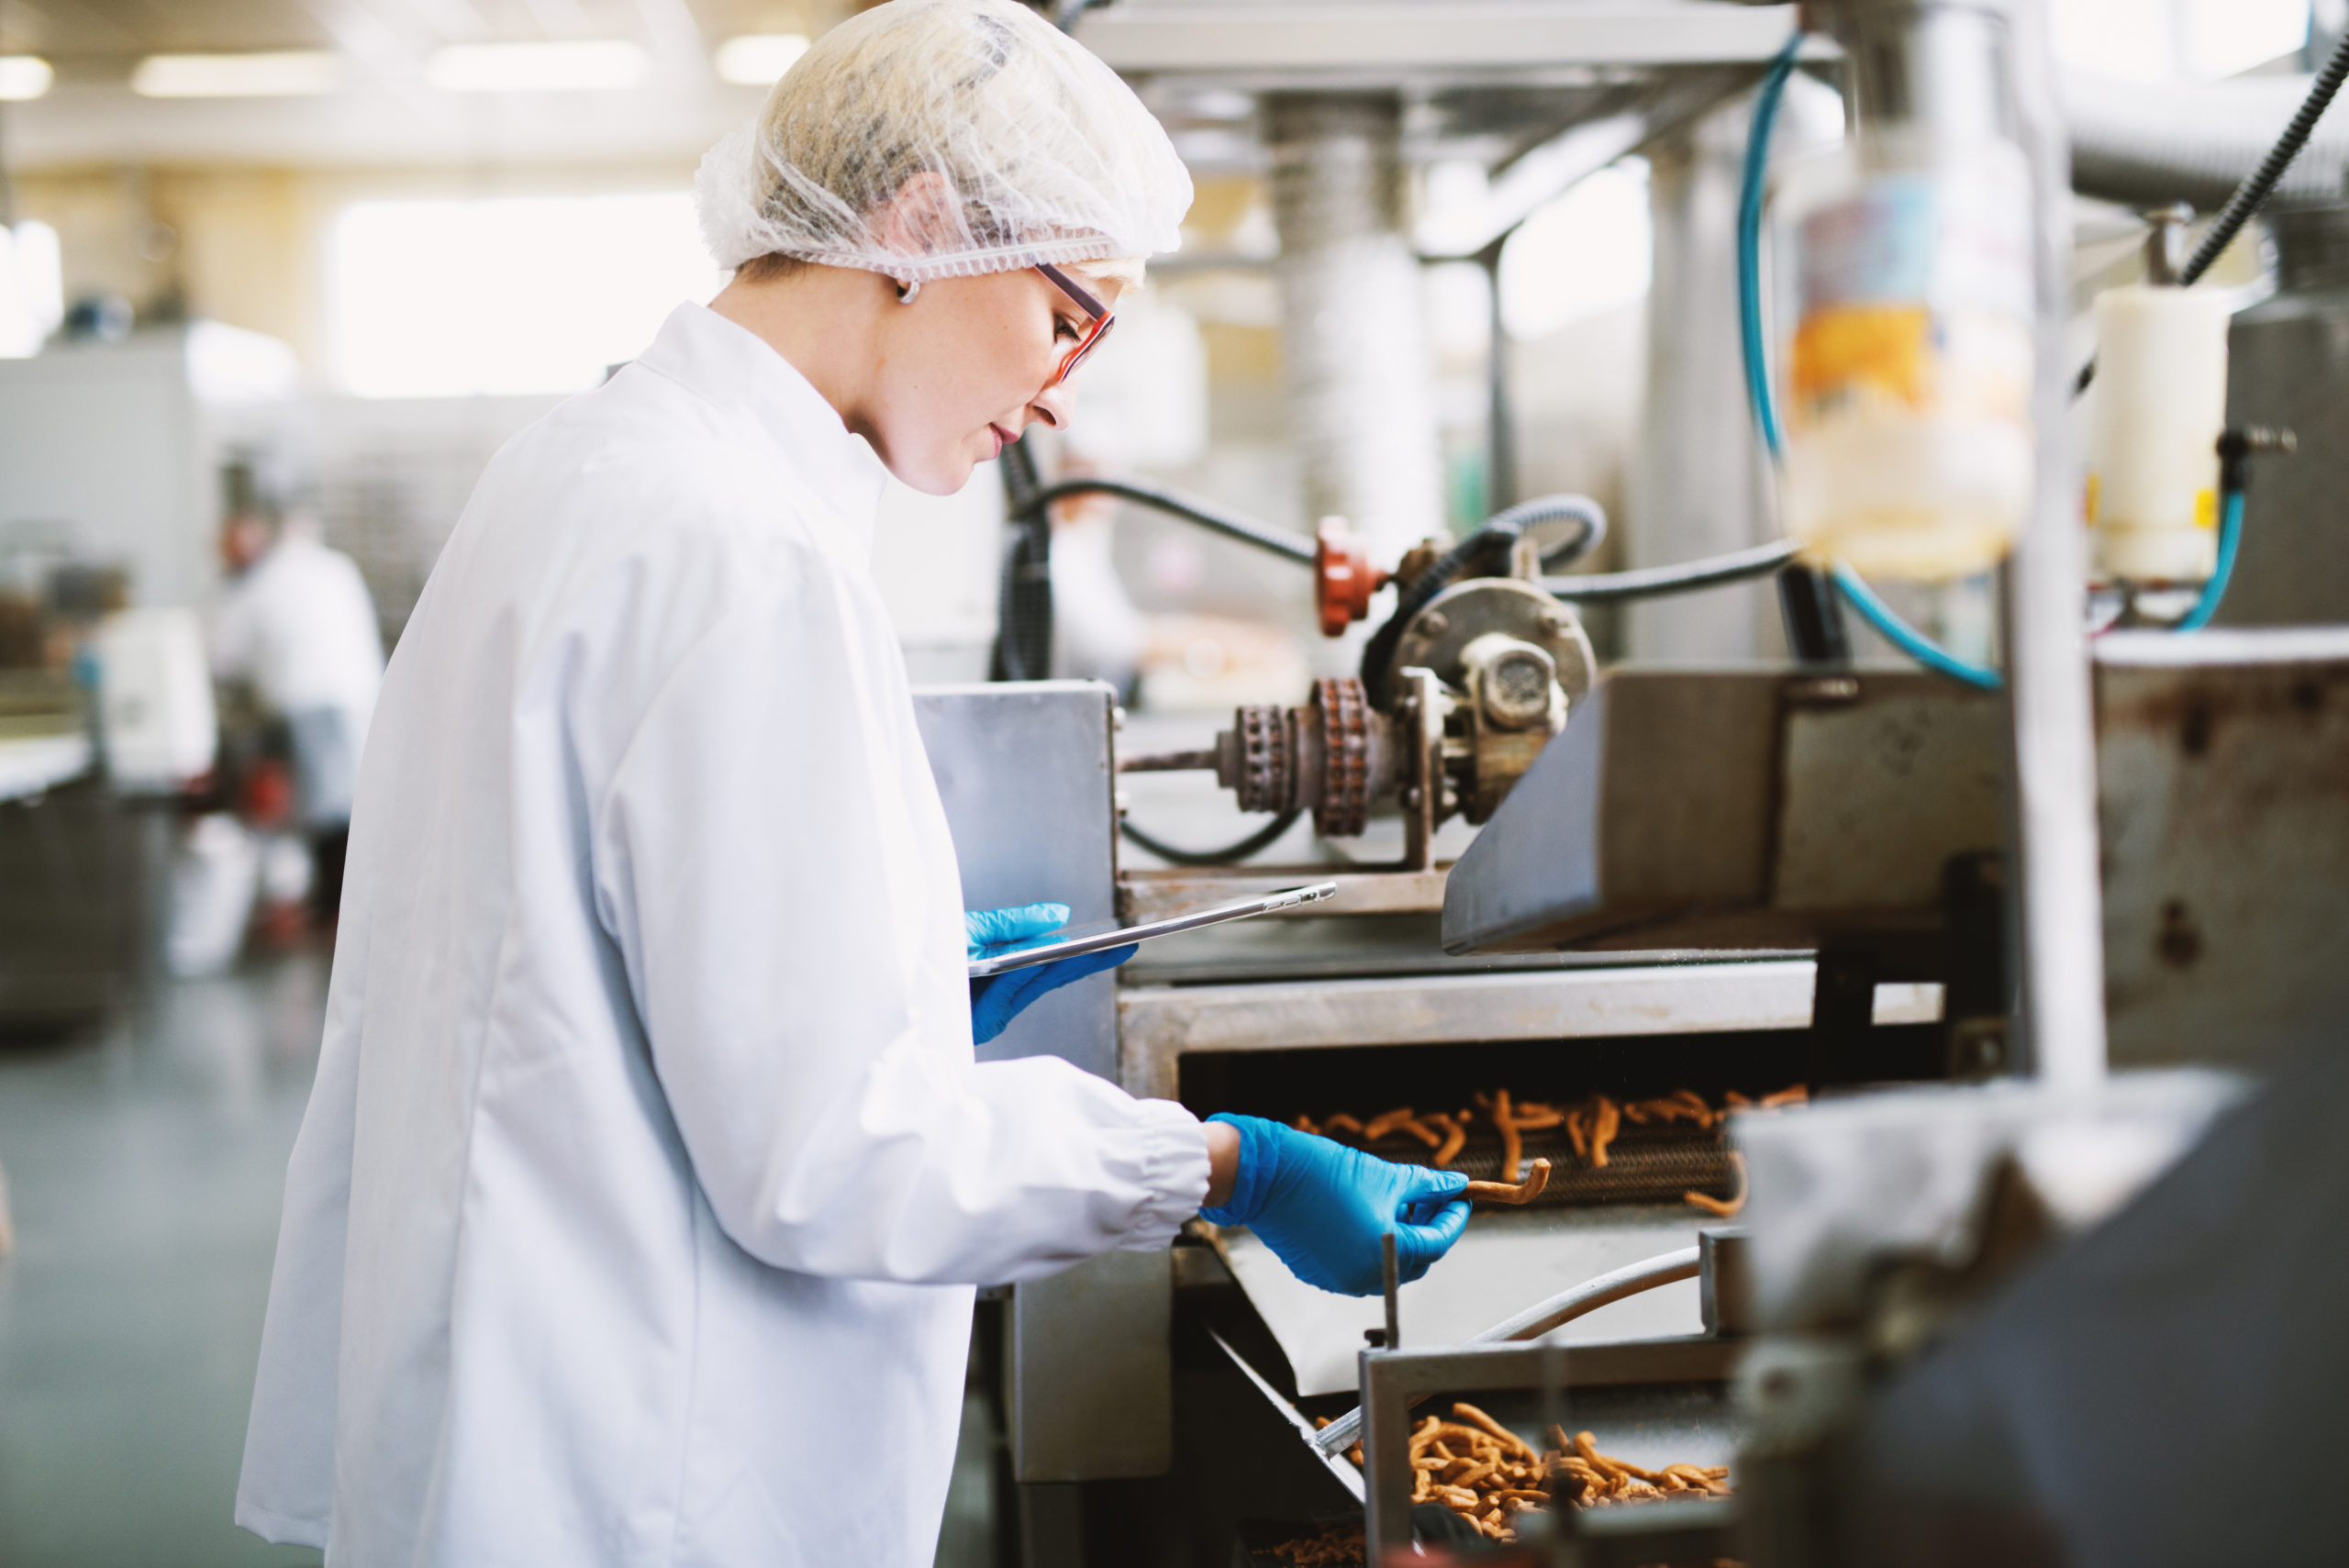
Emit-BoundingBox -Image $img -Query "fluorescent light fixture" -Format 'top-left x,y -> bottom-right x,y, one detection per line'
427,40 -> 648,93
0,54 -> 53,100
132,50 -> 340,97
715,33 -> 809,85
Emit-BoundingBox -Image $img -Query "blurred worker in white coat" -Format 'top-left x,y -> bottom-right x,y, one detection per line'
211,505 -> 384,918
233,4 -> 1470,1564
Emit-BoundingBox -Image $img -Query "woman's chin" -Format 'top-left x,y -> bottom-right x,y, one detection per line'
886,452 -> 978,497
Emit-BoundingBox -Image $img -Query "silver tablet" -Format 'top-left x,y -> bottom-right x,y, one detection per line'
966,882 -> 1340,978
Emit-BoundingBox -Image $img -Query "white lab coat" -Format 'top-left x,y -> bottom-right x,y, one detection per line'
211,532 -> 384,827
235,303 -> 1210,1567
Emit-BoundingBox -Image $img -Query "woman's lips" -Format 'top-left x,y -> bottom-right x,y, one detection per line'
987,423 -> 1012,458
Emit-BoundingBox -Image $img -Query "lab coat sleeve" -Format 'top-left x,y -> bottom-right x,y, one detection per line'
591,554 -> 1208,1285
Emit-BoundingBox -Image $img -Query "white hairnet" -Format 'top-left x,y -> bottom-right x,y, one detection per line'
695,0 -> 1193,284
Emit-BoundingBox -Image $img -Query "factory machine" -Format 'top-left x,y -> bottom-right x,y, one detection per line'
914,0 -> 2349,1562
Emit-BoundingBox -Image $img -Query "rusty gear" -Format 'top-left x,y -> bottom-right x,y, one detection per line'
1230,703 -> 1293,814
1311,677 -> 1371,837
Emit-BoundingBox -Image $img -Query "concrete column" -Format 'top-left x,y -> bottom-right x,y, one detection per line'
1623,107 -> 1776,662
1266,94 -> 1447,559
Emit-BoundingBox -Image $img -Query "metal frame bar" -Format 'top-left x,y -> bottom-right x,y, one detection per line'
1357,1336 -> 1740,1554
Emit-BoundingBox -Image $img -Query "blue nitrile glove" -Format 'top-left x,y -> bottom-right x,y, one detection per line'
1199,1114 -> 1472,1296
966,903 -> 1137,1045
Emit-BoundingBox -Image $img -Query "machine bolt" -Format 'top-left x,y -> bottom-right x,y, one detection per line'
1419,610 -> 1450,636
1538,609 -> 1570,636
1401,786 -> 1421,808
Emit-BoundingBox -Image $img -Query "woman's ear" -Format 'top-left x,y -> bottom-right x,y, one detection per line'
870,171 -> 965,265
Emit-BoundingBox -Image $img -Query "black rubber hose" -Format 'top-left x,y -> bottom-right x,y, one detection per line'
1776,563 -> 1852,664
1484,493 -> 1609,569
2077,27 -> 2349,395
1119,809 -> 1304,867
1542,539 -> 1801,602
2184,29 -> 2349,285
990,437 -> 1053,682
1030,477 -> 1318,565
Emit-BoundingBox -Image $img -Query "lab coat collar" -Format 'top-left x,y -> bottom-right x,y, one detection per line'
636,302 -> 890,547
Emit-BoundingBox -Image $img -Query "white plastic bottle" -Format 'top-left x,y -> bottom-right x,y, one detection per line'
2087,283 -> 2231,585
1773,19 -> 2037,583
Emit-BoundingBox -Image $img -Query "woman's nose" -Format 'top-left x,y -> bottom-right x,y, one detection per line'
1029,381 -> 1075,430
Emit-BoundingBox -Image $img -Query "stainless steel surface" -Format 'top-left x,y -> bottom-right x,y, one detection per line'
913,682 -> 1119,1077
1008,1249 -> 1174,1484
1357,1335 -> 1742,1553
1311,1240 -> 1707,1457
1117,960 -> 1821,1100
1221,1206 -> 1711,1398
1699,1228 -> 1753,1335
1079,1 -> 1806,80
1119,867 -> 1451,923
2096,629 -> 2349,1068
1440,669 -> 2004,954
916,684 -> 1174,1491
1206,1330 -> 1366,1505
2222,204 -> 2349,628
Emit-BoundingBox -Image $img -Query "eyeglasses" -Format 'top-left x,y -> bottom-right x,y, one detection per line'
1036,263 -> 1114,388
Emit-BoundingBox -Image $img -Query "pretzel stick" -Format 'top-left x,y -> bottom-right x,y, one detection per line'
1760,1085 -> 1809,1109
1563,1106 -> 1588,1160
1322,1113 -> 1364,1136
1509,1106 -> 1564,1130
1587,1096 -> 1621,1168
1463,1157 -> 1550,1204
1292,1115 -> 1319,1134
1363,1106 -> 1418,1140
1685,1150 -> 1748,1218
1493,1089 -> 1523,1182
1430,1114 -> 1466,1167
1452,1401 -> 1535,1459
1395,1118 -> 1444,1150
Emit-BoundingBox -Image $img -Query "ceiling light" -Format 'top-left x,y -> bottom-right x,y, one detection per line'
131,50 -> 340,98
0,55 -> 54,100
715,34 -> 809,85
427,40 -> 648,93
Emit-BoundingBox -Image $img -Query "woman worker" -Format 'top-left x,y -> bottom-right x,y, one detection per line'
233,2 -> 1470,1562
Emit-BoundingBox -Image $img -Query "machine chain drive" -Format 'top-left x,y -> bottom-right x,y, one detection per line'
1311,676 -> 1371,837
1230,703 -> 1292,814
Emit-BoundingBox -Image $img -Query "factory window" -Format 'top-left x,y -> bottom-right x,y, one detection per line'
329,192 -> 724,398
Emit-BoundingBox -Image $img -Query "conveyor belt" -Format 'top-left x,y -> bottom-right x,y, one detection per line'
1319,1118 -> 1739,1209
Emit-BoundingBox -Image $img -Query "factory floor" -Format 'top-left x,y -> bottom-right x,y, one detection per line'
0,950 -> 998,1568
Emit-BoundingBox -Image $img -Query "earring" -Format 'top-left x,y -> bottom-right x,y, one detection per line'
895,278 -> 920,304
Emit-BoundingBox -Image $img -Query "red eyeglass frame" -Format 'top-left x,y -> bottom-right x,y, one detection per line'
1035,262 -> 1115,388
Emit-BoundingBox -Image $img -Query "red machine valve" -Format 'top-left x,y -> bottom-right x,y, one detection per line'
1315,517 -> 1388,638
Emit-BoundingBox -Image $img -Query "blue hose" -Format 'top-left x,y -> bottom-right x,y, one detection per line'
1736,33 -> 2007,689
2175,489 -> 2244,632
1830,566 -> 2004,689
1739,33 -> 1804,462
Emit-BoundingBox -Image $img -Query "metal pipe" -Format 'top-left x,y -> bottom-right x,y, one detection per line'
2004,0 -> 2110,1087
1311,1244 -> 1701,1458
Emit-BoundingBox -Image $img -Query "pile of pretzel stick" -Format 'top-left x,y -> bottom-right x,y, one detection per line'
1291,1086 -> 1807,1217
1259,1522 -> 1365,1565
1401,1403 -> 1731,1542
